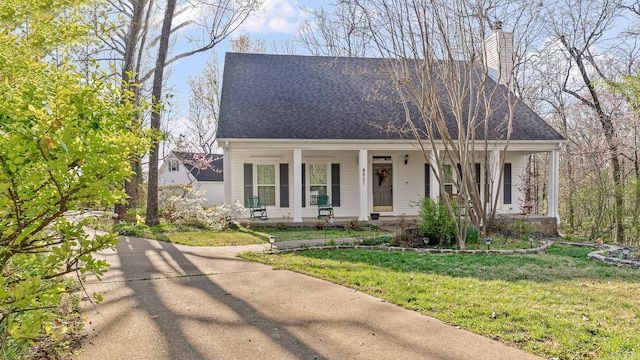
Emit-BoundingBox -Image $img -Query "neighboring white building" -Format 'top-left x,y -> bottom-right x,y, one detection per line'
158,151 -> 224,206
216,30 -> 564,229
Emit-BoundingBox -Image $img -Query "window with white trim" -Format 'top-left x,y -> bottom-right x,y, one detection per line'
169,160 -> 179,172
443,164 -> 454,194
309,164 -> 328,205
257,164 -> 276,206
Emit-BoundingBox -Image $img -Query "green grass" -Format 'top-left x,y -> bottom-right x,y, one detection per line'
110,223 -> 388,247
239,245 -> 640,359
113,223 -> 271,246
252,226 -> 387,242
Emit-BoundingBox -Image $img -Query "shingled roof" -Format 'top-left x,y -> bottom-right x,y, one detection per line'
173,152 -> 223,182
218,53 -> 564,142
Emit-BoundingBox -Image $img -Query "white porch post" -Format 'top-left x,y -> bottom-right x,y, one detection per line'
548,149 -> 560,224
429,151 -> 439,200
358,149 -> 368,221
293,149 -> 302,222
223,144 -> 231,205
490,150 -> 501,211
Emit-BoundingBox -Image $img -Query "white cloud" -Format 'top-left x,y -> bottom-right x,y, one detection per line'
239,0 -> 310,35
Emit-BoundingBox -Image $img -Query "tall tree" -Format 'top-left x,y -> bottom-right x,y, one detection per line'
546,0 -> 627,242
146,0 -> 178,226
144,0 -> 262,226
307,0 -> 546,247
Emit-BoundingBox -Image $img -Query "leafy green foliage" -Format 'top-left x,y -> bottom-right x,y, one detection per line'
417,197 -> 455,246
0,0 -> 150,354
507,219 -> 535,240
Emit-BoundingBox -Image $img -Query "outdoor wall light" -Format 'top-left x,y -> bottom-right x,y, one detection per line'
485,237 -> 492,250
622,247 -> 630,259
528,235 -> 534,249
269,235 -> 275,250
404,154 -> 409,164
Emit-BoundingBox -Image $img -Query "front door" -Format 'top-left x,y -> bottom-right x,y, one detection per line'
373,163 -> 393,212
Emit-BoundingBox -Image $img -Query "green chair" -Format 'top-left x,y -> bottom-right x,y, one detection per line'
247,195 -> 268,220
316,194 -> 333,218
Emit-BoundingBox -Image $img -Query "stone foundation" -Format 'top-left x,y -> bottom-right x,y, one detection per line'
497,215 -> 558,236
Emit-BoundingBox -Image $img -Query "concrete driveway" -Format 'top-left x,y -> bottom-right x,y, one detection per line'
77,236 -> 542,360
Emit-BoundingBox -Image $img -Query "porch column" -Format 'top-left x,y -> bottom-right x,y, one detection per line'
293,149 -> 302,222
490,150 -> 501,212
429,151 -> 439,200
548,148 -> 560,224
358,149 -> 368,221
223,144 -> 231,205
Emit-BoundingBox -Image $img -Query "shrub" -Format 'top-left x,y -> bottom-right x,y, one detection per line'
417,197 -> 455,247
466,226 -> 480,244
159,189 -> 246,230
344,219 -> 363,232
276,222 -> 289,230
508,219 -> 535,240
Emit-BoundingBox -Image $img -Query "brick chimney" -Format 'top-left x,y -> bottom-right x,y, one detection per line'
484,21 -> 514,88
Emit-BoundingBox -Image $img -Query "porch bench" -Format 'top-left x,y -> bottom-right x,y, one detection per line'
247,195 -> 268,220
315,194 -> 333,218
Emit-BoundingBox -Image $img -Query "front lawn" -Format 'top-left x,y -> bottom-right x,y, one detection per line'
110,222 -> 389,247
239,245 -> 640,359
254,226 -> 387,242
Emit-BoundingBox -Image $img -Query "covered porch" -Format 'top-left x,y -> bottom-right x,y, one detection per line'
222,141 -> 561,231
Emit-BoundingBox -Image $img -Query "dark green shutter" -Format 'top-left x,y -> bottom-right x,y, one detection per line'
331,163 -> 340,207
280,164 -> 289,208
243,163 -> 253,207
504,163 -> 512,204
475,163 -> 481,192
301,164 -> 306,207
424,164 -> 431,198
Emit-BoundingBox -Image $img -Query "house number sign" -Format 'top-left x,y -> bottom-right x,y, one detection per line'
362,168 -> 366,185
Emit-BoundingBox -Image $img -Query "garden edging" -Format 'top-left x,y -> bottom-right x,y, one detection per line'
272,241 -> 553,255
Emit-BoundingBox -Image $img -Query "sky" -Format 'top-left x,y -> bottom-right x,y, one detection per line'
166,0 -> 322,132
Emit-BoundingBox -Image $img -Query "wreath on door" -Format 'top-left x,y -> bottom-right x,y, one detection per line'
377,168 -> 390,186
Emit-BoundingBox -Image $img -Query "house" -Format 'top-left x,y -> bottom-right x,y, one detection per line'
217,29 -> 565,229
158,151 -> 224,205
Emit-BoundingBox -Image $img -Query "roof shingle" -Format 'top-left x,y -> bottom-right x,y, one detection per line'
173,152 -> 223,182
218,53 -> 564,142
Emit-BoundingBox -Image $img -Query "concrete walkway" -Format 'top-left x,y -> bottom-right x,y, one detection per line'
77,236 -> 542,360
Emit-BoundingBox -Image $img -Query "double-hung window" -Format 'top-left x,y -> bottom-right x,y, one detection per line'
443,164 -> 454,194
309,164 -> 328,205
169,160 -> 179,172
257,164 -> 276,206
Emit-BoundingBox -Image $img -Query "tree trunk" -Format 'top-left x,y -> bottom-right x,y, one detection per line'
146,0 -> 177,227
115,0 -> 146,221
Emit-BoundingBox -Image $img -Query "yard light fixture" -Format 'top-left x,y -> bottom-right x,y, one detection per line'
404,154 -> 409,165
528,235 -> 534,249
622,247 -> 630,259
269,236 -> 275,250
485,237 -> 492,250
324,215 -> 334,243
423,236 -> 429,246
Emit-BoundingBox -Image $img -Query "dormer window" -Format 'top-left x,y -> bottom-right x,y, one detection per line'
169,160 -> 180,172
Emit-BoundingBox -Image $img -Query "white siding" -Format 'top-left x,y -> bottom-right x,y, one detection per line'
158,154 -> 225,207
495,153 -> 526,214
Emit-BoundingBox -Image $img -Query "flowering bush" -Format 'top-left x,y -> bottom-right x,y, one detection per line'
160,189 -> 245,229
206,201 -> 246,229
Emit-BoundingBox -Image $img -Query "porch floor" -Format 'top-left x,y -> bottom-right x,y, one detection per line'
240,216 -> 420,230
